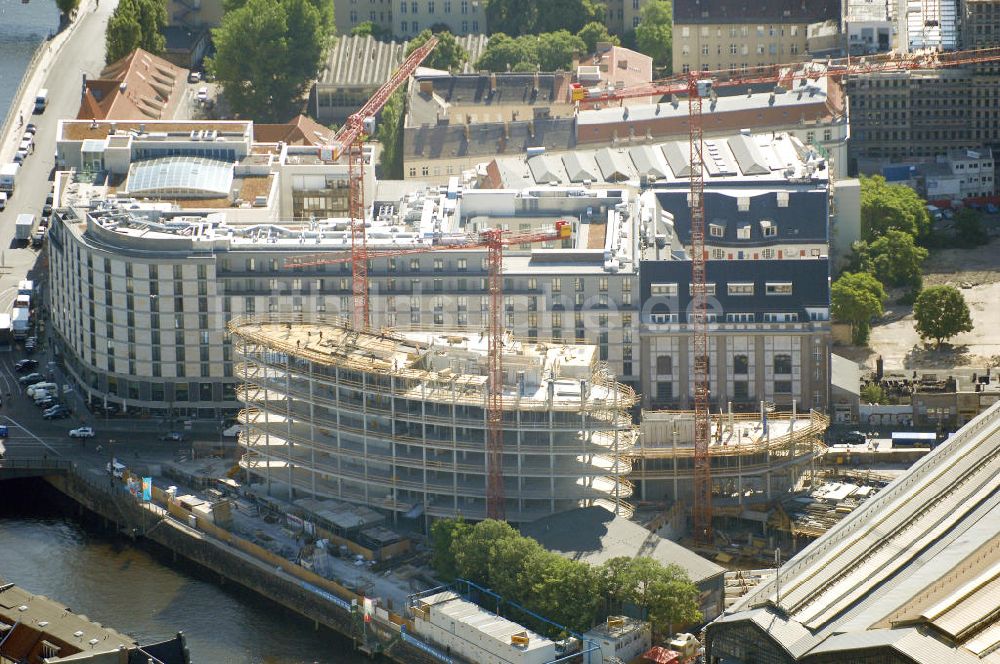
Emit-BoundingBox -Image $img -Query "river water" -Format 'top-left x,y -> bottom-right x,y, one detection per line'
0,0 -> 59,125
0,479 -> 370,663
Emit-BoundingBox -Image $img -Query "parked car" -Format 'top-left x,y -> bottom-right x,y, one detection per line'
43,405 -> 70,419
25,338 -> 36,354
24,123 -> 37,134
18,373 -> 43,385
42,203 -> 52,216
841,430 -> 868,445
69,426 -> 95,438
188,70 -> 201,83
196,86 -> 208,102
13,150 -> 26,164
987,203 -> 999,214
160,431 -> 184,442
15,359 -> 39,372
35,397 -> 55,409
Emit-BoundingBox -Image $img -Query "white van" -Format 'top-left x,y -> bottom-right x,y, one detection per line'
107,460 -> 127,478
27,382 -> 57,398
34,89 -> 48,113
0,192 -> 7,210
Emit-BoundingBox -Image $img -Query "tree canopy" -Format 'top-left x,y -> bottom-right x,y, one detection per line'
209,0 -> 334,120
952,208 -> 989,248
860,175 -> 932,241
485,0 -> 602,36
430,518 -> 701,637
577,21 -> 619,53
475,30 -> 585,72
913,285 -> 973,347
105,0 -> 167,63
405,29 -> 468,71
536,30 -> 586,71
350,20 -> 393,40
831,271 -> 887,345
635,0 -> 672,68
375,90 -> 405,178
56,0 -> 81,17
863,229 -> 929,290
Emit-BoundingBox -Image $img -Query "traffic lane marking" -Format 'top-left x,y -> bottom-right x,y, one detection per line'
3,415 -> 62,456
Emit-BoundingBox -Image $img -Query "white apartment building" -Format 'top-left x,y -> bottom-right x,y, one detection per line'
48,128 -> 833,423
333,0 -> 486,37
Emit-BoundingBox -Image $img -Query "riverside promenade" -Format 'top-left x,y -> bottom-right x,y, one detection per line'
0,0 -> 100,165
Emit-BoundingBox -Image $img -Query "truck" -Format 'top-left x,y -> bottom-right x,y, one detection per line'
11,307 -> 30,341
0,163 -> 18,194
15,214 -> 36,243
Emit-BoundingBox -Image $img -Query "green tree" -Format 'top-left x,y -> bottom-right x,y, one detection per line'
485,0 -> 539,35
953,208 -> 989,247
56,0 -> 81,18
533,0 -> 605,34
599,556 -> 635,615
350,20 -> 392,39
914,285 -> 974,348
375,90 -> 405,178
105,0 -> 167,63
646,566 -> 702,639
284,0 -> 326,84
430,518 -> 470,580
452,519 -> 519,584
226,0 -> 333,28
867,229 -> 928,289
831,271 -> 887,345
577,21 -> 619,53
211,0 -> 330,120
406,29 -> 468,71
635,0 -> 672,68
536,30 -> 586,71
475,33 -> 539,72
861,382 -> 888,404
860,175 -> 932,241
486,535 -> 545,604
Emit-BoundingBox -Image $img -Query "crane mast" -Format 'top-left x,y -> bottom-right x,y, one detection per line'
323,36 -> 439,330
689,79 -> 713,545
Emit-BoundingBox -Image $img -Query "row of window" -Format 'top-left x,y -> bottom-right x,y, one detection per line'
681,42 -> 800,57
654,378 -> 794,401
650,281 -> 793,296
397,0 -> 475,13
649,312 -> 807,324
679,24 -> 800,39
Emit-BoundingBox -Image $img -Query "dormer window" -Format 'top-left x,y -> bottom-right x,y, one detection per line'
709,223 -> 724,237
737,225 -> 751,239
760,220 -> 777,237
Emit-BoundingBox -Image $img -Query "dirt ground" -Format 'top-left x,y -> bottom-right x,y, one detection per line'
839,242 -> 1000,372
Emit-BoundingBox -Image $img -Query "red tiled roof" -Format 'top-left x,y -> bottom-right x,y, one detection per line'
76,48 -> 187,121
254,115 -> 336,146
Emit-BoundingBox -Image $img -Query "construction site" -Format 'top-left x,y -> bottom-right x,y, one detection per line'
230,314 -> 638,524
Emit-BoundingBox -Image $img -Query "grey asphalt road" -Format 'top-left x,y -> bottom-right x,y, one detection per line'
0,0 -> 118,310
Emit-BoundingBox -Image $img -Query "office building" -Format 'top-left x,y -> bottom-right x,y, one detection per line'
671,0 -> 840,75
333,0 -> 486,37
231,317 -> 636,522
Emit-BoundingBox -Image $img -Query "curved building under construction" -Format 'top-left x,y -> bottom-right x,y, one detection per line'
230,314 -> 638,523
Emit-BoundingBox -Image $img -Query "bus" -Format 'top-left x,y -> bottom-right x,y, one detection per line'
891,431 -> 937,448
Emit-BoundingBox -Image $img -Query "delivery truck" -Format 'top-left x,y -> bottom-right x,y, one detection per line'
0,163 -> 18,194
15,214 -> 37,243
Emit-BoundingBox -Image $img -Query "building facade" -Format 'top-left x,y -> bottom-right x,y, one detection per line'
846,66 -> 1000,168
333,0 -> 486,37
231,317 -> 637,522
965,0 -> 1000,48
671,0 -> 840,74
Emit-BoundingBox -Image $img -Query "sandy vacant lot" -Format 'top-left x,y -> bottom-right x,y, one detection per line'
843,243 -> 1000,372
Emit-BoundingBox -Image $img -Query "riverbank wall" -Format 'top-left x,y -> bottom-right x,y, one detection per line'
40,468 -> 451,664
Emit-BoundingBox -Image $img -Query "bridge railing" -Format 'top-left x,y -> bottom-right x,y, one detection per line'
0,457 -> 76,472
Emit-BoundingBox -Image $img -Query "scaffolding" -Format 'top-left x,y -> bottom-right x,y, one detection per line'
229,313 -> 638,523
631,409 -> 830,510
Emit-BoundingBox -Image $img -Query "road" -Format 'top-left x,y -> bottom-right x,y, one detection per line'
0,0 -> 117,316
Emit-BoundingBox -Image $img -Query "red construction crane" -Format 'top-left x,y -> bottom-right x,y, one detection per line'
287,221 -> 574,521
320,35 -> 439,331
575,45 -> 1000,545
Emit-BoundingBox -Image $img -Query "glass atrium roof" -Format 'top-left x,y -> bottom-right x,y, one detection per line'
125,156 -> 234,199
